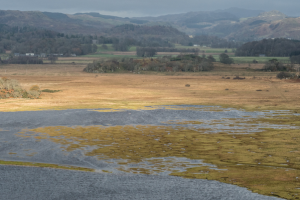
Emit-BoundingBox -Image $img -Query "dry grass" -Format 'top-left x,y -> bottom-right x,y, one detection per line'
0,63 -> 299,112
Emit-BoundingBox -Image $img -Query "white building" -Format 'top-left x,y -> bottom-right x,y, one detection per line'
25,53 -> 34,56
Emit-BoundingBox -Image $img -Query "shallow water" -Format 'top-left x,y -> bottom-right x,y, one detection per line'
0,105 -> 296,172
0,105 -> 297,199
0,165 -> 282,200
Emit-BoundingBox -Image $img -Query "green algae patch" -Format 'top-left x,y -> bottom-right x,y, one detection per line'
21,122 -> 300,199
0,160 -> 95,172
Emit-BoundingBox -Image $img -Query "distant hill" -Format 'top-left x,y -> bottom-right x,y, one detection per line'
0,9 -> 298,42
203,11 -> 297,41
133,11 -> 239,24
74,12 -> 126,20
132,8 -> 266,35
253,10 -> 287,21
217,7 -> 264,18
0,10 -> 112,34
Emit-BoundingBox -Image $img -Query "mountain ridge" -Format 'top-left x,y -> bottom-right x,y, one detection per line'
0,9 -> 298,42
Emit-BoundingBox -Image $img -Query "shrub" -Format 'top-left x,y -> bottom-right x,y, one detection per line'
27,90 -> 41,99
207,55 -> 216,62
276,72 -> 296,79
0,77 -> 41,99
0,77 -> 21,90
30,85 -> 40,91
219,53 -> 234,64
263,60 -> 293,72
136,47 -> 157,57
41,89 -> 60,93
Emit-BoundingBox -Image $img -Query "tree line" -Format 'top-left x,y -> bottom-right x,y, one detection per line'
136,47 -> 201,57
0,25 -> 97,55
83,54 -> 214,73
235,38 -> 300,57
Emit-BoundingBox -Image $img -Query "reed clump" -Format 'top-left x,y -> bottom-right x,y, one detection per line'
0,77 -> 41,99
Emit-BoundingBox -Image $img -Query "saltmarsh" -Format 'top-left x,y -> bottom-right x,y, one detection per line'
20,113 -> 300,200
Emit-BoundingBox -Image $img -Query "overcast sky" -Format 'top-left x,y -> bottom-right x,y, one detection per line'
2,0 -> 299,17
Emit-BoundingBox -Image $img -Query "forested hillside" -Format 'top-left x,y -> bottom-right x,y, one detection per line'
0,25 -> 97,55
235,38 -> 300,57
0,10 -> 111,34
91,24 -> 193,51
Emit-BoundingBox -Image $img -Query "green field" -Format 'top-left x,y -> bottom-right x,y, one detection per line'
174,44 -> 230,53
128,46 -> 137,51
97,44 -> 137,52
232,56 -> 290,63
80,54 -> 142,59
97,44 -> 115,52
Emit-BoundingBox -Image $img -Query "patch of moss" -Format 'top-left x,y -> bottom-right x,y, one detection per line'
0,160 -> 94,172
41,89 -> 61,93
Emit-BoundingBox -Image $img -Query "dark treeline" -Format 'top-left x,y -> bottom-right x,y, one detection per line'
235,38 -> 300,57
3,57 -> 43,64
136,47 -> 200,57
136,47 -> 157,57
0,25 -> 97,55
192,35 -> 243,48
84,54 -> 214,73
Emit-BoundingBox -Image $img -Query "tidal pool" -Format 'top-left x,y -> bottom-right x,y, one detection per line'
0,105 -> 299,199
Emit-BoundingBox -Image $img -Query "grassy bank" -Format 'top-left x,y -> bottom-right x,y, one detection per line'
0,160 -> 94,172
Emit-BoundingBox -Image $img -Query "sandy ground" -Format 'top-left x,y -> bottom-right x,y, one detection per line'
0,64 -> 299,112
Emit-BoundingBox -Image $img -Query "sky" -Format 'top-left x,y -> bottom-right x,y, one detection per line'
1,0 -> 299,17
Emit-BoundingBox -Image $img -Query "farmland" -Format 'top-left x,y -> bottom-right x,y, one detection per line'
73,44 -> 290,64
